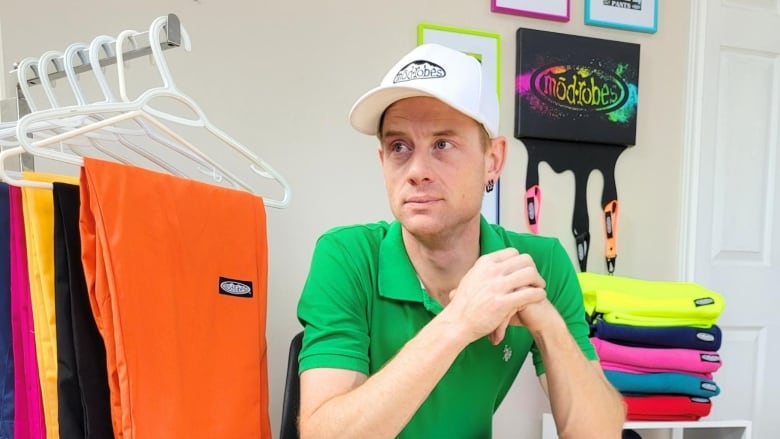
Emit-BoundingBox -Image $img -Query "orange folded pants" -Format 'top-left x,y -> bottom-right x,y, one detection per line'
79,158 -> 271,438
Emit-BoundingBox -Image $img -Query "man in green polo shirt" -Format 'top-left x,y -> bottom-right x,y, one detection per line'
296,43 -> 625,438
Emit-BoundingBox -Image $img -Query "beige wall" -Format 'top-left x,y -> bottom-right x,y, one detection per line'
0,1 -> 691,437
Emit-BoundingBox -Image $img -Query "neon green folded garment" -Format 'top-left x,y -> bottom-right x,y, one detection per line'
578,272 -> 725,328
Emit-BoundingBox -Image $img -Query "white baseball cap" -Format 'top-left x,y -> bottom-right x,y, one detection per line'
349,43 -> 499,138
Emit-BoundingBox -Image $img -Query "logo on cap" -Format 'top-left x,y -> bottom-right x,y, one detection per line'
394,60 -> 446,84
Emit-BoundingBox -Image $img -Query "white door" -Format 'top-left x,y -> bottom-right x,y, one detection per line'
681,1 -> 780,438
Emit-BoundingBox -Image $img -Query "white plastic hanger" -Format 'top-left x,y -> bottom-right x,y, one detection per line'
9,54 -> 97,148
0,60 -> 37,149
0,57 -> 87,151
62,42 -> 91,106
36,50 -> 65,108
62,38 -> 189,175
0,62 -> 32,145
0,53 -> 89,189
11,33 -> 227,187
16,57 -> 41,113
3,31 -> 217,188
13,15 -> 290,207
38,48 -> 134,164
117,15 -> 291,207
107,31 -> 228,181
0,51 -> 98,187
0,46 -> 129,187
0,146 -> 52,188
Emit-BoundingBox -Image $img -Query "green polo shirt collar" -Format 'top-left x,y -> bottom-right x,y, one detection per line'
377,216 -> 504,307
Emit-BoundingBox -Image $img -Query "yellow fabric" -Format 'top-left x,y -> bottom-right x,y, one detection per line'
21,171 -> 79,439
578,272 -> 725,328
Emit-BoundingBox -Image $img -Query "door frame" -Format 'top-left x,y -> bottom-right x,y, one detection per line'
679,0 -> 707,281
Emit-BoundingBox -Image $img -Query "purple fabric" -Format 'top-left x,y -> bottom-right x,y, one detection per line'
9,186 -> 45,439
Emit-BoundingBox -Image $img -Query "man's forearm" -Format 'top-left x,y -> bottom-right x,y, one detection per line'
300,316 -> 471,439
534,319 -> 625,439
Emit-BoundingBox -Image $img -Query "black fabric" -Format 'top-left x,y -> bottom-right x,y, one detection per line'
622,429 -> 643,439
53,183 -> 113,439
280,331 -> 303,439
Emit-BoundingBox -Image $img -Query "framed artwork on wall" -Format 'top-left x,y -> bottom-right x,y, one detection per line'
417,23 -> 502,223
515,27 -> 641,145
585,0 -> 658,33
491,0 -> 570,22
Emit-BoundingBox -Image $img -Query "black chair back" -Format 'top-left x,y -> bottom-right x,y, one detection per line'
280,331 -> 303,439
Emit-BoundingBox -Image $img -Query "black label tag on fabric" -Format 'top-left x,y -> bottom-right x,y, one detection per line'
218,276 -> 253,298
694,297 -> 715,306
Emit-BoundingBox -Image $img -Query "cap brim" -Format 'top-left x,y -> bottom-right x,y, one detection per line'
349,85 -> 445,136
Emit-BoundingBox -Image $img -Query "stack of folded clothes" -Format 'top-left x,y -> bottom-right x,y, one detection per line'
578,273 -> 726,421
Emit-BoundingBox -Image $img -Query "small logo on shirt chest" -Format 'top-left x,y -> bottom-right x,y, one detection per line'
502,345 -> 513,362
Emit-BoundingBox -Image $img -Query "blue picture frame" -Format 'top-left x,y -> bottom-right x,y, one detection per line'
585,0 -> 658,34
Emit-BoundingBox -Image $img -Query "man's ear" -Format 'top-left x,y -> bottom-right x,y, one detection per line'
377,145 -> 384,165
486,136 -> 508,180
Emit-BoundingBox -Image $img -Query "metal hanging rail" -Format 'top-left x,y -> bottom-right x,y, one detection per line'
5,13 -> 182,170
12,13 -> 182,87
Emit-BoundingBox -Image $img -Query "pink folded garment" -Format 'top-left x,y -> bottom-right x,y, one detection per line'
9,186 -> 45,439
593,337 -> 721,374
601,361 -> 714,380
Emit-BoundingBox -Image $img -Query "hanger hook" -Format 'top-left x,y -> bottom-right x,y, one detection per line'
87,35 -> 120,103
148,14 -> 192,92
63,42 -> 90,105
115,30 -> 143,102
37,50 -> 66,108
16,57 -> 41,113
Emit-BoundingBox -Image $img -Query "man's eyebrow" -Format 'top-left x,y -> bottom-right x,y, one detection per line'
382,130 -> 406,139
431,129 -> 459,138
382,129 -> 461,138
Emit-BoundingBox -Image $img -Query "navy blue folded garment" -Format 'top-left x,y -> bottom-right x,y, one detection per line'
591,318 -> 722,351
605,370 -> 720,398
0,183 -> 12,439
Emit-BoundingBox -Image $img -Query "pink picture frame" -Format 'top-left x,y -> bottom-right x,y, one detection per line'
490,0 -> 570,22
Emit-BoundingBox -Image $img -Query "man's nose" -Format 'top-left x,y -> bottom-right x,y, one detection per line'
405,149 -> 434,185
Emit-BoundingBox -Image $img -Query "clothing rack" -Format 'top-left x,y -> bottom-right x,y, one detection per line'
7,13 -> 183,170
13,13 -> 182,113
2,12 -> 290,206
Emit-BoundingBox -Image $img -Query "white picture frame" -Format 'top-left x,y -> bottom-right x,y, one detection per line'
417,23 -> 502,224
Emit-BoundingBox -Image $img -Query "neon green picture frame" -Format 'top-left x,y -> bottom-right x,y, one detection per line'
417,23 -> 502,224
417,23 -> 501,98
